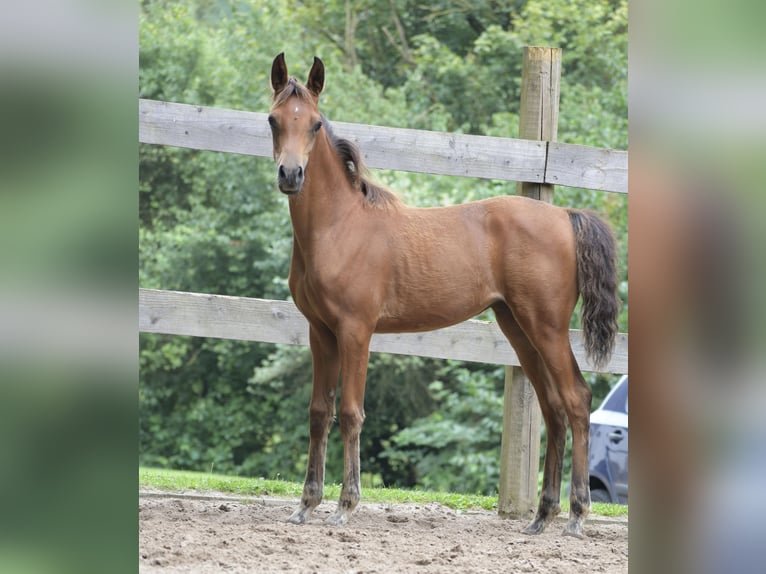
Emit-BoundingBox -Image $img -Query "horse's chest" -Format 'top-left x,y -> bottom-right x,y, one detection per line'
289,263 -> 345,324
290,252 -> 384,329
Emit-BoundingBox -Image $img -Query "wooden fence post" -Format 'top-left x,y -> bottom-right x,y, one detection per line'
498,46 -> 562,518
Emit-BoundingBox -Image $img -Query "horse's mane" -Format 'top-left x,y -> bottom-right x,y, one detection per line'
322,118 -> 401,208
273,78 -> 401,208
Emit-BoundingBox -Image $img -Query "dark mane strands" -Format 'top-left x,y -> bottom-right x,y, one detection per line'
321,116 -> 401,208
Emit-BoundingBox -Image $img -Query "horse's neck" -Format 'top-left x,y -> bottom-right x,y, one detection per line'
288,136 -> 360,250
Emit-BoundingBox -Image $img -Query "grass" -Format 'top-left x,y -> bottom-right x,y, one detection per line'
139,467 -> 627,518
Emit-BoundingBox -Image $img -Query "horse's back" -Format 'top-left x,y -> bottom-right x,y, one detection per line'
373,195 -> 577,333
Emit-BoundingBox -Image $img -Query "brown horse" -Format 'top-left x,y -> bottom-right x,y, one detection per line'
268,53 -> 620,538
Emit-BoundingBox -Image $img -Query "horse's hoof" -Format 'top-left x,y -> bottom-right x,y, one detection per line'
324,512 -> 349,526
287,507 -> 311,525
522,518 -> 547,535
562,520 -> 586,539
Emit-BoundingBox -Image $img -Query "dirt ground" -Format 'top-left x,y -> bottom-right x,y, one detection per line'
139,490 -> 628,573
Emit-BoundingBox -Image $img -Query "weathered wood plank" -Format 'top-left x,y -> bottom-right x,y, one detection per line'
139,99 -> 274,158
139,99 -> 626,192
139,288 -> 627,374
500,46 -> 561,518
333,120 -> 546,182
499,366 -> 542,519
138,288 -> 310,346
545,142 -> 628,194
139,99 -> 546,182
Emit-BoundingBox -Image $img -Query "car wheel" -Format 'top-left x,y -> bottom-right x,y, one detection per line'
591,488 -> 611,503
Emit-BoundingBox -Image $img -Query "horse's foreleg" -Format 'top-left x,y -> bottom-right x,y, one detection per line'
325,325 -> 371,526
288,325 -> 339,525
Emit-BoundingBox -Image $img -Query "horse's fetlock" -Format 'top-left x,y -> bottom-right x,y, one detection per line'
339,492 -> 359,511
302,488 -> 323,508
569,497 -> 590,519
540,494 -> 560,510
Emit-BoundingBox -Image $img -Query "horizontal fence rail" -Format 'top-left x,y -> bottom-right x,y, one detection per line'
139,289 -> 628,374
139,99 -> 627,194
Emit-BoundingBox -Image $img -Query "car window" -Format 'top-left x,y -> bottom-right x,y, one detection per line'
602,377 -> 628,414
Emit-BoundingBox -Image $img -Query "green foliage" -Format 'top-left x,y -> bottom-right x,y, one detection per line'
394,27 -> 524,134
382,363 -> 505,495
139,0 -> 628,495
249,348 -> 440,485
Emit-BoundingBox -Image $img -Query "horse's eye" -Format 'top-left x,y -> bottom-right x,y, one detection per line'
312,121 -> 322,134
268,115 -> 278,130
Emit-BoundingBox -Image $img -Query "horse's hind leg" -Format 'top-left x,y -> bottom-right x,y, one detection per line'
492,304 -> 568,535
527,326 -> 593,539
288,324 -> 340,525
558,351 -> 592,538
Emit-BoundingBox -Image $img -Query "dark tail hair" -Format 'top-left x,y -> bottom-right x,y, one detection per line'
567,210 -> 621,371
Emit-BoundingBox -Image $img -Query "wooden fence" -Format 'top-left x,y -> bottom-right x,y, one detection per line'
138,100 -> 627,372
139,100 -> 627,194
139,46 -> 628,517
139,289 -> 628,373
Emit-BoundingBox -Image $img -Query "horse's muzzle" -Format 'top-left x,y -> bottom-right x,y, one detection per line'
278,164 -> 304,195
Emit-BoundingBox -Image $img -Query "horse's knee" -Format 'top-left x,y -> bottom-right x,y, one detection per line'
339,408 -> 365,435
309,405 -> 334,436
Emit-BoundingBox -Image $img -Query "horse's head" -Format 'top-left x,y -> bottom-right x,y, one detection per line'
269,53 -> 325,195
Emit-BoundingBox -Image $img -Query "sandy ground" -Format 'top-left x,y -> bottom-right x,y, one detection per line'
139,490 -> 628,573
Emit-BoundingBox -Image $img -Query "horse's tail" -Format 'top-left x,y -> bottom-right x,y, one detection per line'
567,209 -> 621,371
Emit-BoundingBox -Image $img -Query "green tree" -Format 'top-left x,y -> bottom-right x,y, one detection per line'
381,363 -> 505,494
139,1 -> 298,476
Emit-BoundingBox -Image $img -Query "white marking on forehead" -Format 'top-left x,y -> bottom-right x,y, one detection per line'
294,106 -> 299,113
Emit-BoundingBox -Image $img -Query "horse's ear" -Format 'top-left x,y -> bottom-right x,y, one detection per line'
271,52 -> 288,97
306,57 -> 324,98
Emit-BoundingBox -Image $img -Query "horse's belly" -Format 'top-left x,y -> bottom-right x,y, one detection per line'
375,287 -> 499,334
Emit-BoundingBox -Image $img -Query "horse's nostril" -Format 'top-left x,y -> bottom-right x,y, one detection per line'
278,165 -> 287,179
297,166 -> 303,178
